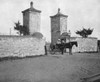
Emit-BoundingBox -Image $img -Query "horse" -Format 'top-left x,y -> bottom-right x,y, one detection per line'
56,41 -> 78,55
64,41 -> 78,54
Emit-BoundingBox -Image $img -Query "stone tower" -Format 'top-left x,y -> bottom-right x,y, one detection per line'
22,2 -> 41,35
50,8 -> 68,44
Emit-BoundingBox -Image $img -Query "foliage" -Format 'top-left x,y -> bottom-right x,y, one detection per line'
14,21 -> 29,36
76,27 -> 93,38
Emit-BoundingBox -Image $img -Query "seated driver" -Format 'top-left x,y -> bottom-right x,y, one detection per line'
57,39 -> 61,44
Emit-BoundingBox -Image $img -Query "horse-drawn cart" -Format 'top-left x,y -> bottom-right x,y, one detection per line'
50,41 -> 78,55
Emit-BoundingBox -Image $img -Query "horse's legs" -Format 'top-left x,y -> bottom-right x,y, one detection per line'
61,50 -> 63,55
64,48 -> 66,53
61,48 -> 64,55
70,49 -> 72,55
69,48 -> 72,55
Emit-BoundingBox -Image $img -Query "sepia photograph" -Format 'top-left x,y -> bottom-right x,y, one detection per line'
0,0 -> 100,82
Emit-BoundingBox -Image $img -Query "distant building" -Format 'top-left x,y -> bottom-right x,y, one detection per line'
50,8 -> 68,44
22,2 -> 41,35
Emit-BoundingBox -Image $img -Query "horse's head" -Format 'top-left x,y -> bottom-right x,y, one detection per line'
74,41 -> 78,47
71,41 -> 78,47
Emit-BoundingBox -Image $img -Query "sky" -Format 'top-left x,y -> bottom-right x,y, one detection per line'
0,0 -> 100,42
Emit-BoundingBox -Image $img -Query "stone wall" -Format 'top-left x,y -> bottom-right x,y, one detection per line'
0,35 -> 45,57
67,37 -> 98,52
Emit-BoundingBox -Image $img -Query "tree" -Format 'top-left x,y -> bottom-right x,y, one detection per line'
76,27 -> 93,38
14,21 -> 29,36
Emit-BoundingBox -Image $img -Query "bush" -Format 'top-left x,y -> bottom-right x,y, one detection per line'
76,28 -> 93,38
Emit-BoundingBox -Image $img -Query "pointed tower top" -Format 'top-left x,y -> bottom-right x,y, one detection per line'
22,1 -> 41,13
50,8 -> 68,18
58,8 -> 60,14
30,1 -> 33,8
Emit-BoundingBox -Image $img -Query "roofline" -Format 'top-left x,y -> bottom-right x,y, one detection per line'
22,8 -> 41,13
22,10 -> 41,13
50,14 -> 68,18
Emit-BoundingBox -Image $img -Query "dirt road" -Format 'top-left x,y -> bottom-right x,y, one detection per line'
0,52 -> 100,82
